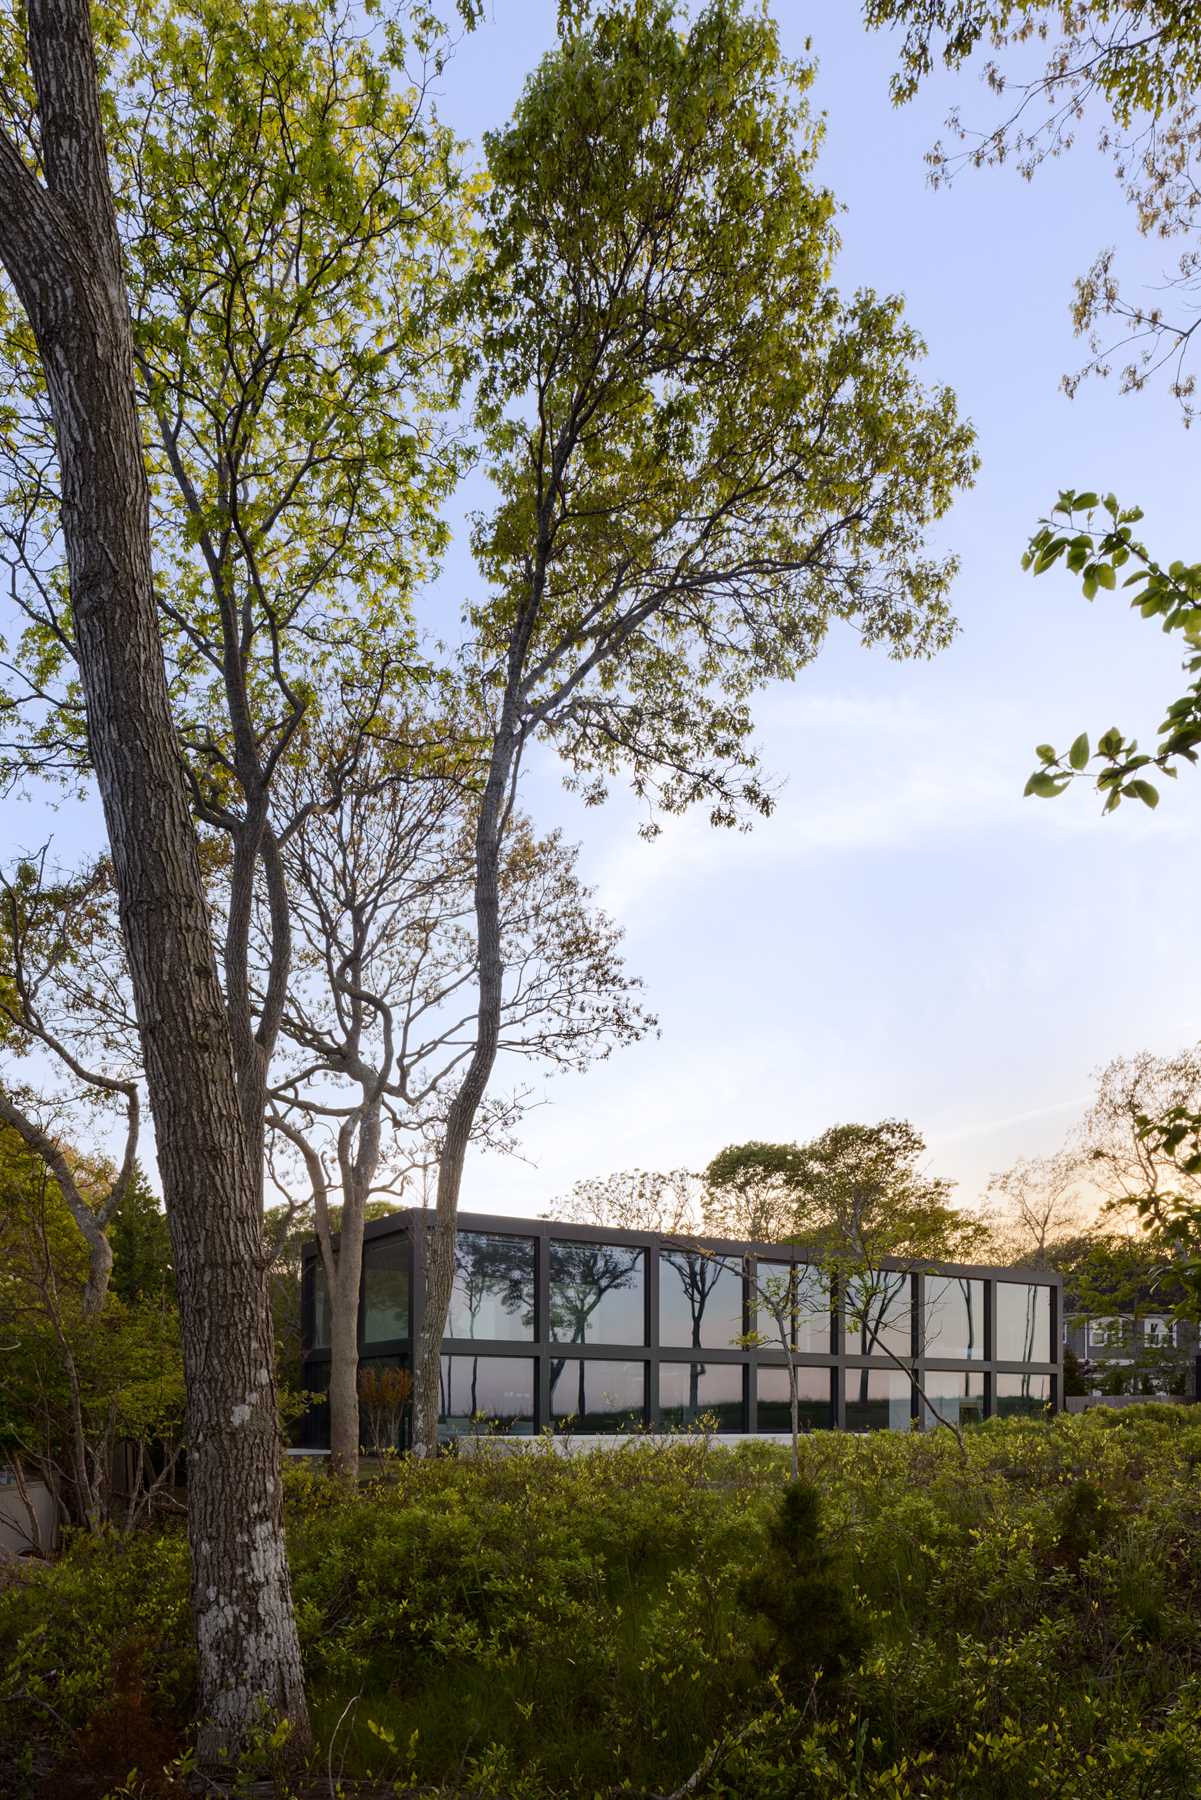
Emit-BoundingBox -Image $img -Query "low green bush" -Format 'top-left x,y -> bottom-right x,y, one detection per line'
3,1413 -> 1201,1797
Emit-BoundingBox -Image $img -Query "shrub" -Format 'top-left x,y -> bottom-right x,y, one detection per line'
5,1414 -> 1201,1796
738,1481 -> 868,1693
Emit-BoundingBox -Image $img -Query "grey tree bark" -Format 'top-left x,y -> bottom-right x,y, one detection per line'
0,0 -> 309,1764
273,1109 -> 374,1481
412,721 -> 517,1456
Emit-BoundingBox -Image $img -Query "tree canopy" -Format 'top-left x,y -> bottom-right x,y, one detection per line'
706,1120 -> 985,1264
863,0 -> 1201,413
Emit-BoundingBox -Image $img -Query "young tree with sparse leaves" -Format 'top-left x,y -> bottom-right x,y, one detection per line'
268,726 -> 648,1479
0,854 -> 140,1314
708,1122 -> 989,1451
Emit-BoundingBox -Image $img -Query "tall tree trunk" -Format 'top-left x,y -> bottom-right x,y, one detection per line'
787,1357 -> 800,1483
0,0 -> 309,1765
328,1207 -> 366,1481
413,725 -> 516,1457
329,1288 -> 361,1483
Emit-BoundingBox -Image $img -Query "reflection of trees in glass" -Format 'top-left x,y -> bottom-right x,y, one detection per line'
548,1241 -> 644,1408
312,1260 -> 329,1348
845,1369 -> 911,1430
745,1260 -> 831,1476
848,1271 -> 911,1408
448,1232 -> 535,1339
438,1354 -> 532,1434
660,1360 -> 743,1428
997,1282 -> 1048,1362
848,1269 -> 910,1352
550,1359 -> 644,1431
755,1262 -> 829,1352
924,1276 -> 983,1360
996,1373 -> 1050,1418
661,1248 -> 742,1406
921,1372 -> 984,1431
363,1239 -> 409,1342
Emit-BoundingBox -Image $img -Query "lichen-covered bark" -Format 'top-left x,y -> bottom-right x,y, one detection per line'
0,0 -> 308,1764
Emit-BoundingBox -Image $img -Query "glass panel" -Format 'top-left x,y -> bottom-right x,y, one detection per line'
446,1232 -> 536,1341
438,1354 -> 534,1436
363,1236 -> 409,1343
920,1369 -> 985,1431
310,1259 -> 329,1350
845,1271 -> 913,1358
659,1250 -> 744,1349
300,1359 -> 330,1449
549,1240 -> 646,1346
995,1283 -> 1052,1362
358,1356 -> 412,1453
754,1263 -> 830,1354
659,1360 -> 744,1431
756,1365 -> 833,1431
845,1367 -> 912,1432
994,1372 -> 1051,1418
549,1358 -> 646,1431
924,1276 -> 985,1361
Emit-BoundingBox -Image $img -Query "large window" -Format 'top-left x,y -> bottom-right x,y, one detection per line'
549,1240 -> 645,1346
845,1367 -> 912,1432
363,1236 -> 409,1343
659,1360 -> 744,1431
755,1365 -> 833,1431
994,1372 -> 1051,1418
754,1263 -> 830,1354
995,1282 -> 1052,1363
844,1271 -> 913,1359
920,1369 -> 984,1431
446,1231 -> 535,1341
438,1354 -> 534,1435
924,1276 -> 985,1361
550,1358 -> 646,1431
659,1250 -> 744,1350
358,1355 -> 411,1453
300,1359 -> 330,1449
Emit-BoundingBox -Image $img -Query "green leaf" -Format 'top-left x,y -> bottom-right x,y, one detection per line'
1074,492 -> 1099,510
1127,779 -> 1159,808
1024,771 -> 1068,798
1095,563 -> 1117,590
1068,732 -> 1090,770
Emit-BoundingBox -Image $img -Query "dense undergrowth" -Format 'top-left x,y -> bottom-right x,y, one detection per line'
3,1407 -> 1201,1797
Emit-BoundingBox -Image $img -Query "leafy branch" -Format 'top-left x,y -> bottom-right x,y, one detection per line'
1022,489 -> 1201,810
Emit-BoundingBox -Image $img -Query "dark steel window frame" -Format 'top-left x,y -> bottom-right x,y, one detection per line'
300,1208 -> 1064,1439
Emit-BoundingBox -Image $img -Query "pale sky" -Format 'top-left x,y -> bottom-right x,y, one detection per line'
3,2 -> 1198,1223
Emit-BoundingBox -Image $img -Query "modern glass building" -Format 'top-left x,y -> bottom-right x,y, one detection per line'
299,1209 -> 1062,1445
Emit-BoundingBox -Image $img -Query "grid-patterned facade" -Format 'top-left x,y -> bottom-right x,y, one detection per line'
299,1209 -> 1062,1443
